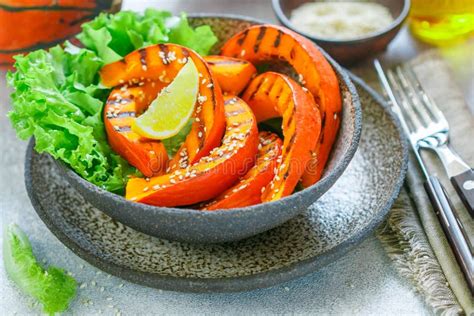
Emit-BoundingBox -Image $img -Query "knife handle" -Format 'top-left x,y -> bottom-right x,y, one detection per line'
424,175 -> 473,294
450,169 -> 474,217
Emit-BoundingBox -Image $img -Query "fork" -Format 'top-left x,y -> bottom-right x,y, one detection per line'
374,60 -> 473,294
388,64 -> 474,217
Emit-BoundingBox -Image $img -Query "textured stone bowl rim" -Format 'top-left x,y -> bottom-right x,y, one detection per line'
54,13 -> 363,222
271,0 -> 411,45
24,74 -> 408,293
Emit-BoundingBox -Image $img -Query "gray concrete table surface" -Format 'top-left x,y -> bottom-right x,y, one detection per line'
1,0 -> 472,315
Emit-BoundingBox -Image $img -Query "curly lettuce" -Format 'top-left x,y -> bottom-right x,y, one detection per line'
77,9 -> 217,63
7,10 -> 218,193
3,224 -> 77,315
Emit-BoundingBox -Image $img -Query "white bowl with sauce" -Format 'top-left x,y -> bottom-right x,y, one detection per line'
272,0 -> 410,65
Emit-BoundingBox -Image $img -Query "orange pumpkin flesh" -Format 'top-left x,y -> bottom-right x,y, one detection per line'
203,132 -> 282,210
104,81 -> 169,177
221,24 -> 341,187
203,55 -> 257,95
0,1 -> 112,67
242,72 -> 321,201
100,44 -> 226,174
125,96 -> 259,207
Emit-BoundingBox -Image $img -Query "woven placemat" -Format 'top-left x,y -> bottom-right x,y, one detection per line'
354,50 -> 473,315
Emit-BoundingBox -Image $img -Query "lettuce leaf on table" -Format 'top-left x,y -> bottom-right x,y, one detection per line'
7,10 -> 218,193
3,224 -> 77,315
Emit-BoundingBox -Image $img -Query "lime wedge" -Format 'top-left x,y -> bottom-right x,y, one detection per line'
132,59 -> 199,140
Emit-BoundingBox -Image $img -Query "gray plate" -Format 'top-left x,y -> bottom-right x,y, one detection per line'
24,76 -> 408,293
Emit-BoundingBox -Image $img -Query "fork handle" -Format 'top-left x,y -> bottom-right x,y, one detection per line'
424,175 -> 474,294
451,169 -> 474,217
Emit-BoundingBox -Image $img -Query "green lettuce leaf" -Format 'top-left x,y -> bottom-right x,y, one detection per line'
7,46 -> 135,193
77,9 -> 217,63
3,224 -> 77,315
167,13 -> 218,56
7,10 -> 218,192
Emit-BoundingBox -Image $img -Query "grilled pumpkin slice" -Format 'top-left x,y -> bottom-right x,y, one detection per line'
100,44 -> 226,171
204,55 -> 257,95
242,72 -> 321,201
202,132 -> 282,210
221,24 -> 341,187
125,96 -> 259,207
104,80 -> 169,177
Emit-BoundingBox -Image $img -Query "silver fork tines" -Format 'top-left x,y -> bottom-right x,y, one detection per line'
385,63 -> 470,177
386,65 -> 449,147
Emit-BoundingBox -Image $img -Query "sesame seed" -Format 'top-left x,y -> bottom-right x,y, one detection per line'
143,187 -> 149,192
197,95 -> 207,104
240,49 -> 246,57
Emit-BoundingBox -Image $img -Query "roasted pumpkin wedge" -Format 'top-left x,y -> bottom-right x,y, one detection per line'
104,80 -> 169,177
100,44 -> 226,170
202,132 -> 282,210
204,55 -> 257,95
125,96 -> 259,207
221,25 -> 341,187
242,72 -> 321,201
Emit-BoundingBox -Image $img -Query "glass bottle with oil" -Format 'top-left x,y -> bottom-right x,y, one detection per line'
410,0 -> 474,45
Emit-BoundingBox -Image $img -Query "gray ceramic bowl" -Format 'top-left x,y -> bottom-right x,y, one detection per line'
55,14 -> 362,244
272,0 -> 410,65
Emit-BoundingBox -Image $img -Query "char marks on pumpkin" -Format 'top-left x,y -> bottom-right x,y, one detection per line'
273,29 -> 283,48
253,26 -> 267,53
158,44 -> 170,65
237,29 -> 249,46
139,48 -> 147,67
